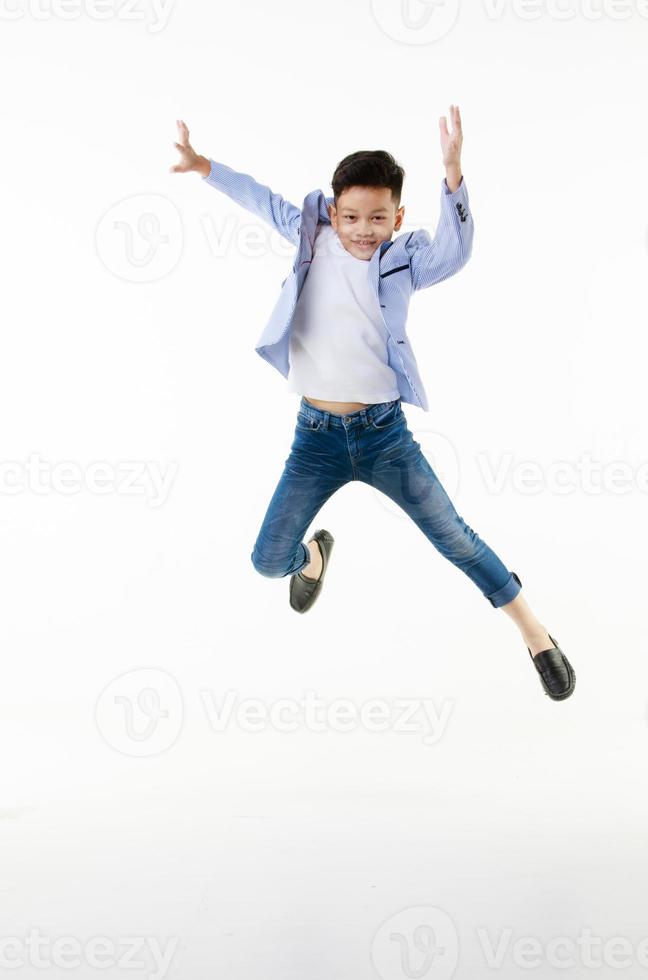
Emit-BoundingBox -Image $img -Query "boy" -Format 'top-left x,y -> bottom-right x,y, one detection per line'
170,109 -> 575,701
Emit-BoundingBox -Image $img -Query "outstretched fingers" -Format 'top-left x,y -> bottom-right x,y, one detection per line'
169,120 -> 195,173
176,119 -> 189,146
440,104 -> 461,136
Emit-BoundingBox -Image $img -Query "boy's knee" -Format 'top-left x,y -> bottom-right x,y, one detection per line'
434,521 -> 480,562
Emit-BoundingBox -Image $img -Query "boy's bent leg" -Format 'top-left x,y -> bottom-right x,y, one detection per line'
251,454 -> 349,579
362,424 -> 521,607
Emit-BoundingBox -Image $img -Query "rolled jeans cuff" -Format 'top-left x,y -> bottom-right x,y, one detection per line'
486,573 -> 522,609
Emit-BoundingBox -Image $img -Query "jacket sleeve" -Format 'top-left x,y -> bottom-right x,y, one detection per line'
409,176 -> 474,291
201,158 -> 302,246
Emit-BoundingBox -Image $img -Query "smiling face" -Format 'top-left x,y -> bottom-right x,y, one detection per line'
328,185 -> 405,261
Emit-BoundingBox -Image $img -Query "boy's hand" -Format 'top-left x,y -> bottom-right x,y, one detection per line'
169,120 -> 210,177
439,104 -> 463,191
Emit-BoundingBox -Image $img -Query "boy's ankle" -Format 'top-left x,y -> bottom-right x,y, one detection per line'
302,540 -> 323,579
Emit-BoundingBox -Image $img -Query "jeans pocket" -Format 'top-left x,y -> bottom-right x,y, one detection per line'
371,400 -> 402,430
296,411 -> 322,432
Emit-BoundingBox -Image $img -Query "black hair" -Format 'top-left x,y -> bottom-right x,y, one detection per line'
331,150 -> 405,208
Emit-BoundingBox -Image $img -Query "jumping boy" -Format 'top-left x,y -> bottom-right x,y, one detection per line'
169,109 -> 575,701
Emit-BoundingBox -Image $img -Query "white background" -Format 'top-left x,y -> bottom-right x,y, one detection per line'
1,0 -> 647,977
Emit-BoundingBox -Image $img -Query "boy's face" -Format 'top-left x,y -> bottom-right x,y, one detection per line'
328,185 -> 405,261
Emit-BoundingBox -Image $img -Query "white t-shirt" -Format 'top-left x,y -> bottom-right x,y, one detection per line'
286,224 -> 400,403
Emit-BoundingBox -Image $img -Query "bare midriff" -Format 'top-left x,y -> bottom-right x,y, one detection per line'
303,396 -> 370,414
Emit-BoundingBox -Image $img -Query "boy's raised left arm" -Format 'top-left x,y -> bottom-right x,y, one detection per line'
410,105 -> 474,291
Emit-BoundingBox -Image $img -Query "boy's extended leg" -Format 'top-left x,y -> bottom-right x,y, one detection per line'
360,418 -> 520,608
357,412 -> 575,699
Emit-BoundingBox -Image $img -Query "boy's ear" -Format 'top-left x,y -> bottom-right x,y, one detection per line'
327,202 -> 337,227
394,205 -> 405,231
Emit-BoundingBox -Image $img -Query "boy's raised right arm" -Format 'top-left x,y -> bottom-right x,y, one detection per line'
170,120 -> 302,246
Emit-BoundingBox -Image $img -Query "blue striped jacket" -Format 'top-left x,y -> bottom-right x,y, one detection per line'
202,157 -> 474,410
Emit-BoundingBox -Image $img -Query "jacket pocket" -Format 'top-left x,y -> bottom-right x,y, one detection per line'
379,263 -> 410,279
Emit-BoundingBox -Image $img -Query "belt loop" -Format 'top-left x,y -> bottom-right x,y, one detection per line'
324,411 -> 330,430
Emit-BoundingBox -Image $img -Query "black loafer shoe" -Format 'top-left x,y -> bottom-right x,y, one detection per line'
529,636 -> 576,701
289,529 -> 334,614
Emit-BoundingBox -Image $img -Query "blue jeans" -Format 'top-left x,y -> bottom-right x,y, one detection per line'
251,397 -> 522,608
